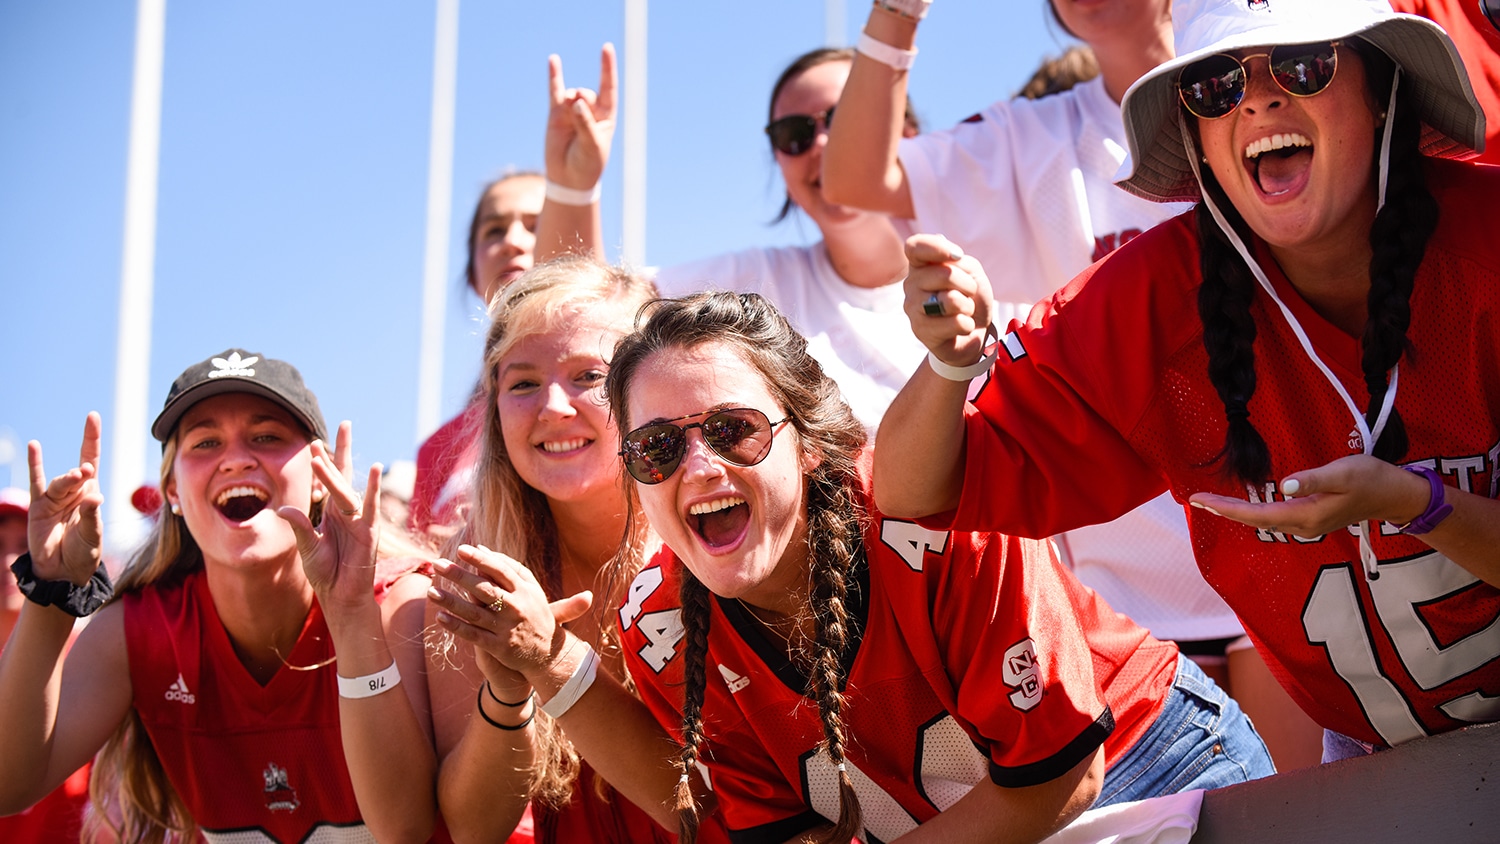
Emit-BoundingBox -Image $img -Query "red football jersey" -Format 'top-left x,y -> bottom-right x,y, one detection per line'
620,478 -> 1176,842
946,159 -> 1500,748
125,569 -> 372,843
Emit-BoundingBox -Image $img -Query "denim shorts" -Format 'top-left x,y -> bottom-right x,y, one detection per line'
1097,655 -> 1276,805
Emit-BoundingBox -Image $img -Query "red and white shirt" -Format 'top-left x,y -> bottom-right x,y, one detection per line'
943,159 -> 1500,748
620,479 -> 1176,843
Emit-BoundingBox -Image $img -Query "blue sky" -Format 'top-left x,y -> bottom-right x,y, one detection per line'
0,1 -> 1074,541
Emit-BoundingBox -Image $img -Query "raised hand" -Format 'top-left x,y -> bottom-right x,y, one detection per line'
277,421 -> 382,611
903,234 -> 996,367
26,412 -> 105,586
544,44 -> 618,193
429,546 -> 593,695
1189,454 -> 1432,539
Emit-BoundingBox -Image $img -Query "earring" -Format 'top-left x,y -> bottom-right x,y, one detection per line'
170,502 -> 182,515
312,489 -> 325,503
1378,110 -> 1388,122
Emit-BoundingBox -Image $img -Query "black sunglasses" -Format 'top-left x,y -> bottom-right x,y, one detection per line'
619,407 -> 791,485
765,107 -> 834,156
1178,41 -> 1340,120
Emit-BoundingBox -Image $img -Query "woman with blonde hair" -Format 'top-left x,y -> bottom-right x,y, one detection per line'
426,259 -> 728,842
0,351 -> 438,843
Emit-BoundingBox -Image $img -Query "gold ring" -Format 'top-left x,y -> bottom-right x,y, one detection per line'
487,594 -> 505,613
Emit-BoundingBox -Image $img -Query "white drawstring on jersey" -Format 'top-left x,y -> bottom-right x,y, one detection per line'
1180,66 -> 1404,581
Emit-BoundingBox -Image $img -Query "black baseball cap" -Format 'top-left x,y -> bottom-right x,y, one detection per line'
150,349 -> 328,444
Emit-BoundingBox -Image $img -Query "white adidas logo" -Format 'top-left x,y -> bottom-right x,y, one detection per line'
718,664 -> 750,694
207,352 -> 258,379
164,674 -> 197,704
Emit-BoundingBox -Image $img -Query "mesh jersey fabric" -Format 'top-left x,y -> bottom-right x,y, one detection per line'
940,158 -> 1500,748
620,470 -> 1176,843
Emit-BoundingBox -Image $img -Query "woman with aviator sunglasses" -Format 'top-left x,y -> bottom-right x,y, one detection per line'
878,0 -> 1500,763
451,291 -> 1269,844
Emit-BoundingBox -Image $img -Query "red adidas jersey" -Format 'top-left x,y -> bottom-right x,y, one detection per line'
125,568 -> 371,843
620,477 -> 1176,843
946,159 -> 1500,748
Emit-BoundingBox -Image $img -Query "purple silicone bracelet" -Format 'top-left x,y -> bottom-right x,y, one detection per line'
1392,465 -> 1454,535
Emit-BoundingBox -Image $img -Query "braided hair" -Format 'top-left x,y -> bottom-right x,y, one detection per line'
605,292 -> 869,844
1194,41 -> 1434,482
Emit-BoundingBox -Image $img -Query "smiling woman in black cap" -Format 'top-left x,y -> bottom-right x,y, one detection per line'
0,349 -> 440,843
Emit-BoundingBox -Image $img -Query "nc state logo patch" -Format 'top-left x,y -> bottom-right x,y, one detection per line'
1248,0 -> 1270,10
1003,638 -> 1044,711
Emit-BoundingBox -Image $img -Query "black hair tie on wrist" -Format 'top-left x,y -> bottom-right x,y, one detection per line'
10,553 -> 114,618
484,680 -> 534,708
477,684 -> 536,731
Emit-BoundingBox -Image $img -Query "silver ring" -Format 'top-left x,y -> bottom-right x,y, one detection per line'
922,292 -> 945,317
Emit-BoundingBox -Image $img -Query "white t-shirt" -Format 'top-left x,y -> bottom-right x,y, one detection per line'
653,241 -> 928,433
901,78 -> 1240,643
900,76 -> 1193,311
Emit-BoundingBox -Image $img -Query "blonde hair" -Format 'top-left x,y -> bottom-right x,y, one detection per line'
449,256 -> 656,808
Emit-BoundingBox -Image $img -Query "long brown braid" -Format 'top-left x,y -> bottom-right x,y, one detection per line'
1194,42 -> 1432,482
606,292 -> 869,843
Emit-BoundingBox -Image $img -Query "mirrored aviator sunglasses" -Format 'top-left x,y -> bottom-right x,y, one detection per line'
619,407 -> 791,485
1177,41 -> 1340,119
765,107 -> 834,156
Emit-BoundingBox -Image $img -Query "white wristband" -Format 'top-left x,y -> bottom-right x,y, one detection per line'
545,179 -> 601,206
337,661 -> 402,699
927,348 -> 996,381
856,32 -> 918,71
540,643 -> 599,718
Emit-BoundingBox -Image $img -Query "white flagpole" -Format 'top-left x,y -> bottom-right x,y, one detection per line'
107,0 -> 167,555
415,0 -> 461,443
826,0 -> 847,46
622,0 -> 647,266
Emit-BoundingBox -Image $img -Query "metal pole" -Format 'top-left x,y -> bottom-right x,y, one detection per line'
415,0 -> 461,443
107,0 -> 167,555
826,0 -> 847,47
622,0 -> 647,266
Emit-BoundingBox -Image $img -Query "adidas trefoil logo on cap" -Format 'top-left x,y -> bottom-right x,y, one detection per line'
208,352 -> 258,379
165,673 -> 197,704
